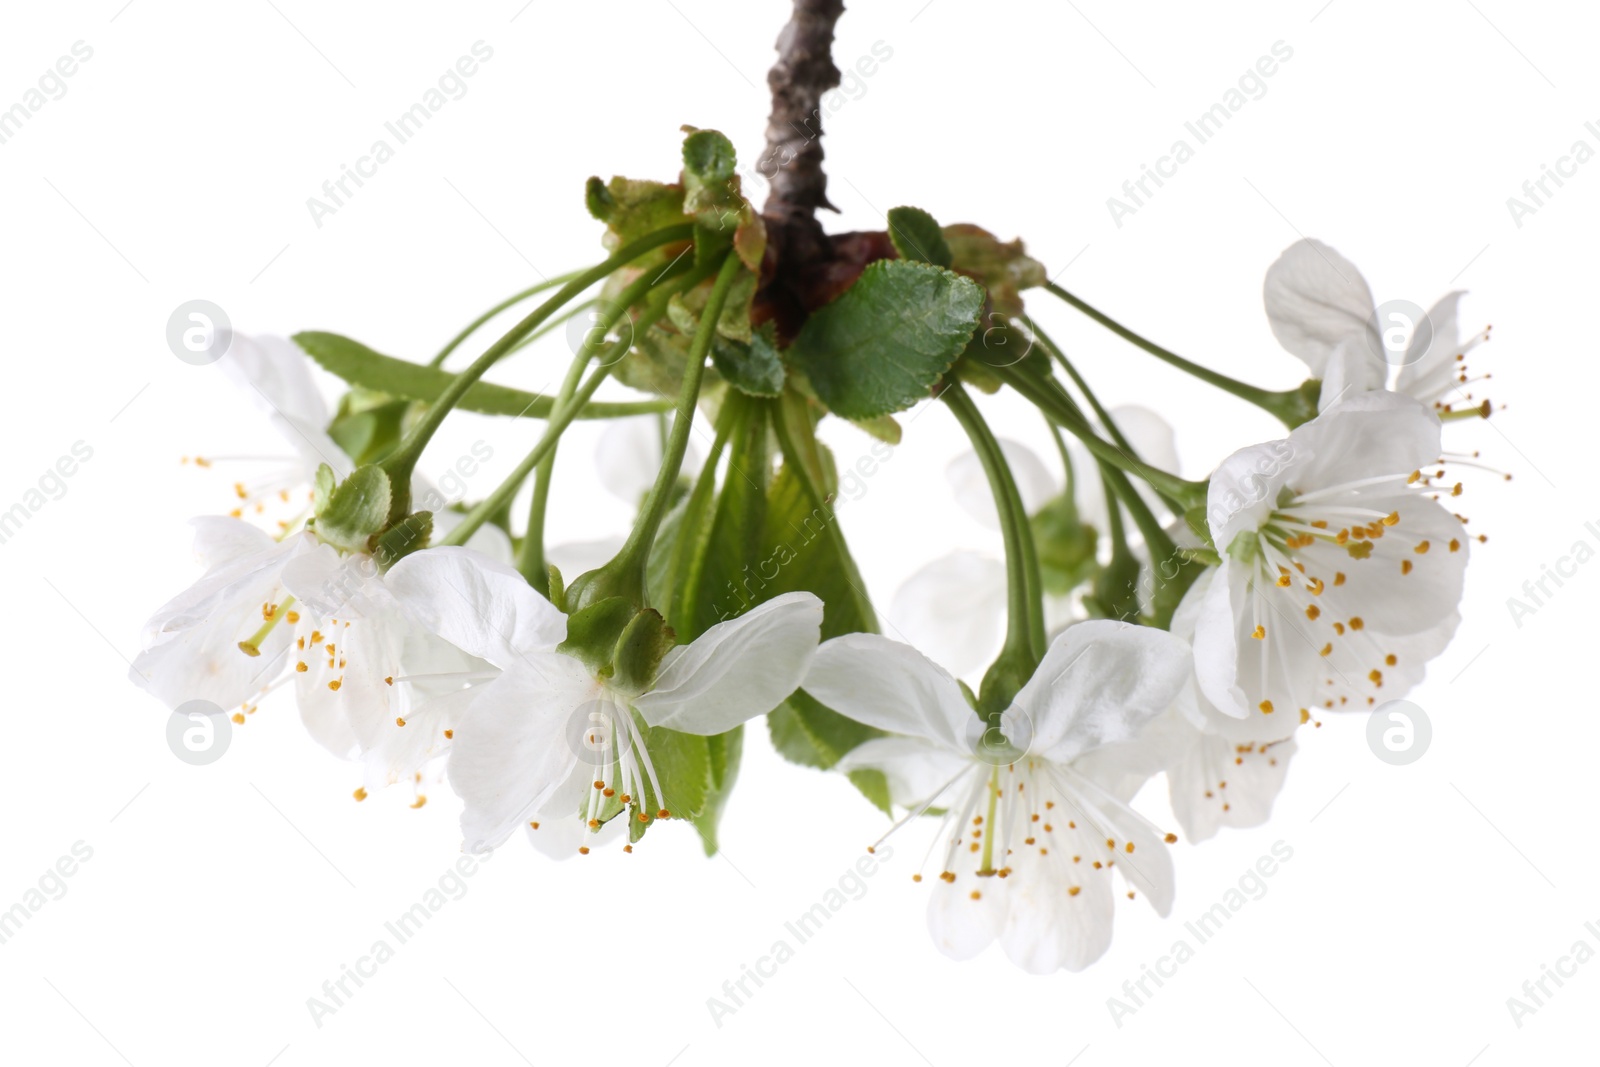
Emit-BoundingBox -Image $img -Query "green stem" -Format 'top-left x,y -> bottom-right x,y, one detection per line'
440,255 -> 720,549
505,299 -> 596,358
995,362 -> 1205,510
942,379 -> 1045,692
1043,281 -> 1317,428
603,254 -> 745,605
383,222 -> 694,519
429,269 -> 587,368
769,390 -> 878,634
517,266 -> 674,589
1033,322 -> 1183,515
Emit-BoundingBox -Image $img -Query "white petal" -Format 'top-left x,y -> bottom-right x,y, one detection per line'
946,439 -> 1057,528
1187,563 -> 1251,719
887,551 -> 1006,678
447,654 -> 599,853
130,529 -> 310,710
432,509 -> 515,566
1206,439 -> 1302,551
1167,721 -> 1297,843
633,592 -> 824,734
188,515 -> 276,570
1262,238 -> 1376,377
834,737 -> 975,810
546,536 -> 625,581
1012,620 -> 1191,765
595,415 -> 700,505
385,546 -> 566,669
926,874 -> 1005,962
1394,291 -> 1469,402
218,334 -> 350,478
1316,340 -> 1387,410
802,633 -> 977,752
1289,391 -> 1442,490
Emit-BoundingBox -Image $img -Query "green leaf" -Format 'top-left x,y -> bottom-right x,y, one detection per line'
676,396 -> 771,638
693,725 -> 743,856
634,724 -> 710,841
942,223 -> 1046,319
785,259 -> 983,420
886,206 -> 952,267
760,459 -> 872,638
711,324 -> 785,398
295,332 -> 654,420
767,691 -> 891,815
314,465 -> 391,553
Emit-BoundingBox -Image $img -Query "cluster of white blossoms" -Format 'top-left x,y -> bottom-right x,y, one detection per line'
133,200 -> 1497,973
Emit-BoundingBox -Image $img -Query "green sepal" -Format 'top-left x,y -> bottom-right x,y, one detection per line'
313,465 -> 392,553
887,205 -> 952,267
546,563 -> 568,613
941,223 -> 1046,319
557,596 -> 635,674
327,390 -> 414,467
372,511 -> 433,571
312,463 -> 336,515
1032,494 -> 1099,596
611,608 -> 677,694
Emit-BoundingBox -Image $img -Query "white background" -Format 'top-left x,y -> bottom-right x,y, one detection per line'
0,0 -> 1593,1063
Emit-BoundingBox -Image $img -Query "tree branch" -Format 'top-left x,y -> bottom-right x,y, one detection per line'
761,0 -> 844,224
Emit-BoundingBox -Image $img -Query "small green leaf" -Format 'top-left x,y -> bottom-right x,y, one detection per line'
711,325 -> 785,398
682,128 -> 737,208
886,206 -> 952,267
315,465 -> 391,553
786,260 -> 983,420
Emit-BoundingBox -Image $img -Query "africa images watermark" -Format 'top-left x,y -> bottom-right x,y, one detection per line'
0,440 -> 94,547
705,844 -> 895,1029
1105,840 -> 1294,1027
1503,518 -> 1600,628
1106,40 -> 1295,229
0,841 -> 95,947
305,41 -> 496,228
305,849 -> 494,1027
1504,119 -> 1600,229
1505,918 -> 1600,1029
0,40 -> 94,147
